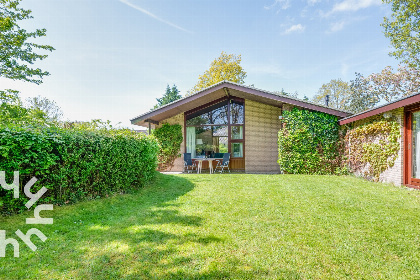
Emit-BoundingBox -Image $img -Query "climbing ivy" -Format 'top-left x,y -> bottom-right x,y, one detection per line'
278,108 -> 341,174
153,123 -> 183,171
345,118 -> 400,181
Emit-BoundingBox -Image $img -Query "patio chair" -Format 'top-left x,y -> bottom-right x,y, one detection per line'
213,153 -> 224,165
214,153 -> 224,158
183,153 -> 197,173
215,153 -> 230,173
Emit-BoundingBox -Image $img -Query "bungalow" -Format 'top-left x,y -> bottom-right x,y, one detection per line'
131,81 -> 420,189
131,81 -> 350,174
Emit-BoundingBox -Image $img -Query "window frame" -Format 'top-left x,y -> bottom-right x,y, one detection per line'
184,96 -> 245,159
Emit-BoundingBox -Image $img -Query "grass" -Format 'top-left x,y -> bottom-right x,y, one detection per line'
1,173 -> 420,279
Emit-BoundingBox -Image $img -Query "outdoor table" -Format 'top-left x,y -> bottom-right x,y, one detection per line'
193,158 -> 223,174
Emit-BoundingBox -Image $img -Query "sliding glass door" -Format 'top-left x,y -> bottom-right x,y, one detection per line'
406,109 -> 420,186
412,112 -> 420,179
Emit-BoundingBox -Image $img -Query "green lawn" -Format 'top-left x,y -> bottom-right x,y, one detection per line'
1,173 -> 420,279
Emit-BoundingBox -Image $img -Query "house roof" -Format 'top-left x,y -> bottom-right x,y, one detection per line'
339,92 -> 420,125
131,81 -> 352,126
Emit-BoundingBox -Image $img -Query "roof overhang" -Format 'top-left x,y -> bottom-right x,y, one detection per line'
131,81 -> 352,126
339,93 -> 420,125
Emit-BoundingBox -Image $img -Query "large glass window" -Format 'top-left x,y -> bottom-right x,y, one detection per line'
194,126 -> 228,157
186,99 -> 244,159
231,100 -> 244,124
186,100 -> 228,126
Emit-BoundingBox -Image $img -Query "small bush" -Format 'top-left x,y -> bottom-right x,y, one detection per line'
0,125 -> 159,215
153,123 -> 183,171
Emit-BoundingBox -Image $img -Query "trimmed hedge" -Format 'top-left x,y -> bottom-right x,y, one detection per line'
0,125 -> 159,215
278,108 -> 341,174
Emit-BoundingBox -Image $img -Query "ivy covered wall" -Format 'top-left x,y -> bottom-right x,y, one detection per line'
343,108 -> 404,184
278,108 -> 342,175
277,107 -> 404,185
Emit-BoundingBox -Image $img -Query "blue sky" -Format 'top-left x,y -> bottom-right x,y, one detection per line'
2,0 -> 398,128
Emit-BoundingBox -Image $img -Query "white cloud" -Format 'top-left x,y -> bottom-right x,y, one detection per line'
284,24 -> 306,34
329,21 -> 346,32
119,0 -> 193,34
326,16 -> 366,33
307,0 -> 321,6
329,0 -> 381,14
264,0 -> 291,11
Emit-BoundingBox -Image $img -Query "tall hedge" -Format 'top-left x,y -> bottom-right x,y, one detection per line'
0,125 -> 159,215
278,108 -> 341,174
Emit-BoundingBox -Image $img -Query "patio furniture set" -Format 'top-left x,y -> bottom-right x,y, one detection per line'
184,153 -> 231,174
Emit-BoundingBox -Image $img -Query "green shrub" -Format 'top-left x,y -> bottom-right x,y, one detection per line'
0,125 -> 159,215
278,108 -> 341,174
153,123 -> 183,171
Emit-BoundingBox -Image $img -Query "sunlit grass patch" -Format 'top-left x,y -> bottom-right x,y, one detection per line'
1,173 -> 420,279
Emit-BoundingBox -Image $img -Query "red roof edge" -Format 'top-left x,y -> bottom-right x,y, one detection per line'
339,93 -> 420,125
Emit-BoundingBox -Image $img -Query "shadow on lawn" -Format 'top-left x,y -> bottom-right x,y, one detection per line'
30,173 -> 264,279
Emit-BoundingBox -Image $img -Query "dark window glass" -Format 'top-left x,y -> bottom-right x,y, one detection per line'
186,101 -> 228,125
232,143 -> 243,158
231,100 -> 244,124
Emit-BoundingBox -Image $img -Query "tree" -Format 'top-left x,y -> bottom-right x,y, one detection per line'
187,52 -> 247,96
0,89 -> 27,121
312,79 -> 351,110
0,90 -> 49,125
313,75 -> 382,114
275,88 -> 298,99
0,0 -> 54,85
348,73 -> 379,113
26,95 -> 63,121
367,65 -> 420,102
313,66 -> 420,114
153,84 -> 182,109
382,0 -> 420,68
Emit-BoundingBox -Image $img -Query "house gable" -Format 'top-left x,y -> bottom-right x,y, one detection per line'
131,81 -> 351,127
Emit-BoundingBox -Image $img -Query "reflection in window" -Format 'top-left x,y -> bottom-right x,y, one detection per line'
232,143 -> 243,158
186,101 -> 228,125
231,126 -> 243,140
186,98 -> 245,160
413,112 -> 420,178
188,126 -> 228,158
231,100 -> 244,124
